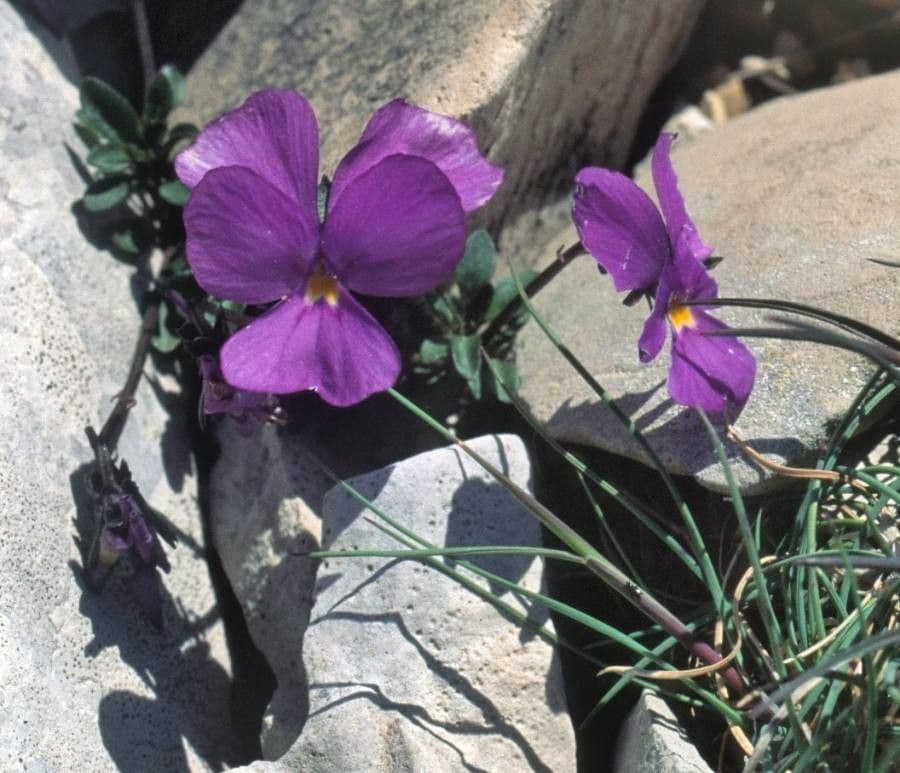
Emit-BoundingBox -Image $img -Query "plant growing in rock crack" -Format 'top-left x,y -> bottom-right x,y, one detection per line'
64,60 -> 900,770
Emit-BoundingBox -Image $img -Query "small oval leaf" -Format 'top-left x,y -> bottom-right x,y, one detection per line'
450,334 -> 481,381
144,65 -> 185,124
455,229 -> 496,297
87,144 -> 132,173
82,177 -> 130,212
158,180 -> 189,207
80,77 -> 143,145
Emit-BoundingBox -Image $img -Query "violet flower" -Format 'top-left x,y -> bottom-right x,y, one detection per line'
198,354 -> 282,434
88,494 -> 171,626
573,133 -> 755,414
176,90 -> 503,406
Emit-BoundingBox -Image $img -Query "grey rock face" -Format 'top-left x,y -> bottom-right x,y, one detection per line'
0,6 -> 233,770
516,70 -> 900,494
276,434 -> 574,772
613,691 -> 712,773
178,0 -> 703,227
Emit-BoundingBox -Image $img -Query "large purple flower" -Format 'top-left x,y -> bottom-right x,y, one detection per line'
573,133 -> 755,414
176,90 -> 503,406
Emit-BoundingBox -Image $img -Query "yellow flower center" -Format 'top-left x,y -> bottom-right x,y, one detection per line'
305,268 -> 339,307
667,304 -> 695,331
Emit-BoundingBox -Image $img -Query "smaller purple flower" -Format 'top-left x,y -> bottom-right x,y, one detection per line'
176,90 -> 504,406
572,133 -> 712,293
572,133 -> 755,414
198,355 -> 282,434
87,494 -> 171,626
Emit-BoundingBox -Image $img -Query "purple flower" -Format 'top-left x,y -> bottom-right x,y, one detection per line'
176,90 -> 503,406
573,133 -> 755,414
198,355 -> 281,434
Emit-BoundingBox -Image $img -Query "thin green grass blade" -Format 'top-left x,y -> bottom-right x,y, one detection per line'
310,545 -> 584,563
697,409 -> 787,676
482,356 -> 703,580
497,268 -> 725,606
686,297 -> 900,351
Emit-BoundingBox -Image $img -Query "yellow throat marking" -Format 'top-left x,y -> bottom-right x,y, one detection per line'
667,304 -> 695,332
305,269 -> 339,306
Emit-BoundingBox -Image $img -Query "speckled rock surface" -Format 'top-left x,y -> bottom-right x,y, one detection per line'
515,70 -> 900,494
613,692 -> 712,772
273,434 -> 574,772
0,6 -> 234,770
209,422 -> 326,760
177,0 -> 703,227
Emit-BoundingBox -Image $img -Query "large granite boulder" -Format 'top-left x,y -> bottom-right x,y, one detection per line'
280,434 -> 573,771
515,70 -> 900,494
178,0 -> 704,226
0,5 -> 234,769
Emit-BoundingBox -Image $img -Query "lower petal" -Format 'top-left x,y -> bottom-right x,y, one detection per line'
638,307 -> 667,363
668,312 -> 756,414
220,290 -> 400,406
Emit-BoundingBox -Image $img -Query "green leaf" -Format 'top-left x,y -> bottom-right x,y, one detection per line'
430,293 -> 459,328
73,117 -> 103,149
82,177 -> 130,212
110,229 -> 140,255
158,180 -> 189,206
485,270 -> 538,322
467,371 -> 483,400
80,77 -> 143,145
86,144 -> 132,173
419,339 -> 449,365
486,358 -> 521,403
450,334 -> 481,381
455,229 -> 496,297
144,65 -> 185,124
151,302 -> 181,353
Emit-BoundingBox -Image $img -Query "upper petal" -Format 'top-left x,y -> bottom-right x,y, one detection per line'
184,166 -> 317,304
220,290 -> 401,406
651,133 -> 712,262
322,154 -> 466,297
668,311 -> 756,415
329,99 -> 503,213
572,167 -> 669,292
175,89 -> 319,225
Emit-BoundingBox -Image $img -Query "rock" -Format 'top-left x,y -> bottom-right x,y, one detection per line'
209,422 -> 327,760
613,692 -> 712,773
177,0 -> 704,226
515,70 -> 900,494
271,433 -> 574,772
0,5 -> 235,769
208,390 -> 456,758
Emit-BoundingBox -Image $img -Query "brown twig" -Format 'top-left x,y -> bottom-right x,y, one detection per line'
480,241 -> 586,343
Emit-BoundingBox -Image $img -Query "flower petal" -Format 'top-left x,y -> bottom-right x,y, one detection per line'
329,99 -> 503,213
322,155 -> 466,297
572,167 -> 669,292
184,166 -> 317,304
220,291 -> 401,406
668,310 -> 756,414
638,306 -> 667,363
651,133 -> 712,262
175,89 -> 319,224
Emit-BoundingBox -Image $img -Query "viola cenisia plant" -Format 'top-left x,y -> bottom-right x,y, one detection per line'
573,133 -> 756,414
176,90 -> 504,406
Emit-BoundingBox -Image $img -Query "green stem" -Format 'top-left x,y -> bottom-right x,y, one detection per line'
387,387 -> 746,696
